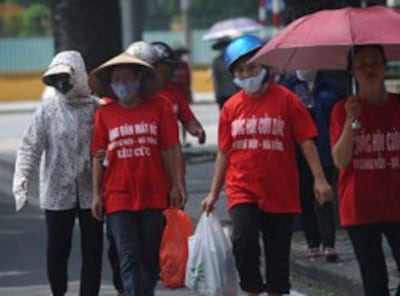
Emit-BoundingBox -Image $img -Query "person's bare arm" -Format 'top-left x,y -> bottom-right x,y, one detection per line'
91,156 -> 105,221
300,139 -> 333,205
183,119 -> 206,144
161,144 -> 186,207
201,150 -> 228,214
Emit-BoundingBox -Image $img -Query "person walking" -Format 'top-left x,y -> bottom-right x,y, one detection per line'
330,44 -> 400,296
100,40 -> 204,296
202,34 -> 333,296
12,51 -> 103,296
150,41 -> 206,145
172,45 -> 193,104
172,45 -> 193,146
280,70 -> 345,261
89,52 -> 184,296
210,37 -> 239,110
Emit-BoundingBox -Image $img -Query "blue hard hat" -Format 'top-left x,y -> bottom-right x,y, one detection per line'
224,34 -> 263,72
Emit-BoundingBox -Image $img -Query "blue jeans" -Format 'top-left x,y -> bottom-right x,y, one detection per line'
45,208 -> 103,296
108,210 -> 165,296
106,221 -> 124,294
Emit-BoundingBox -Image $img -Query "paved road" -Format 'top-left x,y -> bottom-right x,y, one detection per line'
2,101 -> 397,295
0,102 -> 335,295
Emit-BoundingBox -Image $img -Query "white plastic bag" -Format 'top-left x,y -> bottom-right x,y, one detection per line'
185,212 -> 238,296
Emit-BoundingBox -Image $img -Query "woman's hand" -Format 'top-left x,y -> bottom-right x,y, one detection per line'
201,193 -> 218,215
91,193 -> 104,221
195,128 -> 206,145
314,177 -> 333,205
345,95 -> 361,122
169,184 -> 186,208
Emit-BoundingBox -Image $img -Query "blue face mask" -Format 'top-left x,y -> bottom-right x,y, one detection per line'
111,80 -> 139,103
233,68 -> 268,94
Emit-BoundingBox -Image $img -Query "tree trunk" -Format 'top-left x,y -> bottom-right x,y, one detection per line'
51,0 -> 122,72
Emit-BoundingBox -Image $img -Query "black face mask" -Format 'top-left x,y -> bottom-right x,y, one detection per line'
48,74 -> 73,94
54,79 -> 73,94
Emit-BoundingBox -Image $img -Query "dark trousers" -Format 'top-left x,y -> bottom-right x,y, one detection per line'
298,153 -> 336,249
347,222 -> 400,296
229,203 -> 295,294
45,208 -> 103,296
107,210 -> 165,296
107,220 -> 124,294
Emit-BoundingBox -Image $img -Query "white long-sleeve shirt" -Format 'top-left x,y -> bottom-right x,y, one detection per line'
13,51 -> 99,210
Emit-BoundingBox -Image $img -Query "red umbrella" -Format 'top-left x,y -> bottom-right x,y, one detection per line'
251,6 -> 400,70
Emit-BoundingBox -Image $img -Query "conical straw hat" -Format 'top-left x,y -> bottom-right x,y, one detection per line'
88,52 -> 155,98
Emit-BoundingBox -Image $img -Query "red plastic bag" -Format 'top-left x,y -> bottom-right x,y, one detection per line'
160,208 -> 194,288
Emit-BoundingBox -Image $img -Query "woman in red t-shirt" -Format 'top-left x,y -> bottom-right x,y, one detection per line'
88,52 -> 185,296
330,45 -> 400,296
201,34 -> 332,296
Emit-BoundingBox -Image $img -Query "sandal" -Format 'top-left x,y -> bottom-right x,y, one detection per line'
324,247 -> 338,262
306,247 -> 321,258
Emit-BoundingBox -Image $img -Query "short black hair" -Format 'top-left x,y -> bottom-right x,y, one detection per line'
347,45 -> 387,71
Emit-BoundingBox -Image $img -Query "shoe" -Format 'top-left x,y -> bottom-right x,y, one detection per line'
324,247 -> 338,262
306,247 -> 321,258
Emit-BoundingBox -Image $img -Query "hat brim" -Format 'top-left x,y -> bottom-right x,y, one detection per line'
42,63 -> 73,85
88,53 -> 155,98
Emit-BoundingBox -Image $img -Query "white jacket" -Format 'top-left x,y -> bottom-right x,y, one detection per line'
13,51 -> 99,211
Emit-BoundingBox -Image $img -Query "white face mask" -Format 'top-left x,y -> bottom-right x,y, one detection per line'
111,80 -> 139,103
233,68 -> 267,94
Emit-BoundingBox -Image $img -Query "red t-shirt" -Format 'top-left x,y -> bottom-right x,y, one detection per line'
157,81 -> 195,124
219,84 -> 317,213
330,94 -> 400,226
92,98 -> 179,214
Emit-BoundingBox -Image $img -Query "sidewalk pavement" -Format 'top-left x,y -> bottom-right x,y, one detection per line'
0,99 -> 399,296
0,92 -> 216,114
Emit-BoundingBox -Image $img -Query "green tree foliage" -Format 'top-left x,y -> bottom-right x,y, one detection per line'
21,3 -> 51,36
0,3 -> 51,37
2,10 -> 24,36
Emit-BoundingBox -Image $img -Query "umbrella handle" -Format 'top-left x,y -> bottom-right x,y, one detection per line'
351,120 -> 361,129
351,75 -> 361,129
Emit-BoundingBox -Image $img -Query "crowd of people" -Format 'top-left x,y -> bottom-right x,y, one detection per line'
11,32 -> 399,296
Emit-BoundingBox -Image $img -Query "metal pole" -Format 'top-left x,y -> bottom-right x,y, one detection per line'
131,0 -> 144,42
120,0 -> 133,48
120,0 -> 143,49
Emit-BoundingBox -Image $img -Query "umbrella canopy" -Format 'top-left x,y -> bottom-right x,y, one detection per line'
203,17 -> 264,41
251,6 -> 400,70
